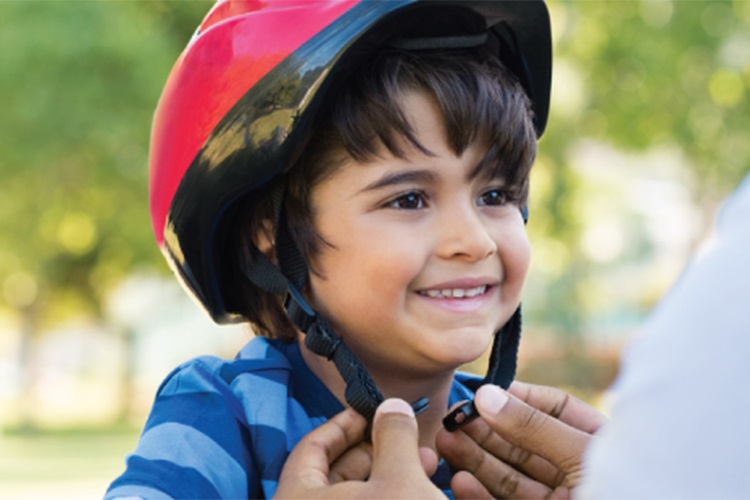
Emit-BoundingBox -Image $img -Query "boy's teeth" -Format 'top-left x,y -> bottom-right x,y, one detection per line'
423,286 -> 486,298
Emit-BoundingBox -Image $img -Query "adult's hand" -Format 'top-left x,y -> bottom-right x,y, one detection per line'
436,381 -> 607,499
274,398 -> 443,499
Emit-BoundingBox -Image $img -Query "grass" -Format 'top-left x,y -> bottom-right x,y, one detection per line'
0,426 -> 140,499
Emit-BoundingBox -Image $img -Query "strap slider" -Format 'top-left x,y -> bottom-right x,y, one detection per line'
283,284 -> 316,332
443,400 -> 480,432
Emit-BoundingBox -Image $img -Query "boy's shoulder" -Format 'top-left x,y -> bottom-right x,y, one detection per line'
109,338 -> 310,499
450,370 -> 483,406
154,337 -> 295,399
154,336 -> 342,425
148,337 -> 320,433
454,370 -> 483,387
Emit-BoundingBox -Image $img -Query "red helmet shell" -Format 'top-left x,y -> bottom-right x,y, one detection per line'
150,0 -> 359,248
149,0 -> 552,322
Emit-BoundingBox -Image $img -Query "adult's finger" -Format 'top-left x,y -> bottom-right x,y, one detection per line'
451,470 -> 493,500
368,399 -> 444,499
328,442 -> 373,483
508,381 -> 607,434
437,423 -> 554,498
328,437 -> 438,483
419,446 -> 440,478
328,441 -> 439,484
474,384 -> 590,484
438,411 -> 562,488
278,408 -> 367,490
369,399 -> 424,479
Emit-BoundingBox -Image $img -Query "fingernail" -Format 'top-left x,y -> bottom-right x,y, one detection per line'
475,384 -> 509,416
377,398 -> 415,417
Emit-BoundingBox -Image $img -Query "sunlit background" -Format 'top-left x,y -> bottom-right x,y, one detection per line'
1,1 -> 749,498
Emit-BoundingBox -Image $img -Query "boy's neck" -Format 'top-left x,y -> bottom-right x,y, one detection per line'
297,336 -> 455,449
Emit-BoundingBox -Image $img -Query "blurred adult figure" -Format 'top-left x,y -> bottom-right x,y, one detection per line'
577,172 -> 750,498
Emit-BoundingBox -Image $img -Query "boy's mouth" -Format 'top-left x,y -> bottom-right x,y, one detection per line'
417,285 -> 488,299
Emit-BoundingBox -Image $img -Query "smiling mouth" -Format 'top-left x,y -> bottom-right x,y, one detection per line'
417,285 -> 489,299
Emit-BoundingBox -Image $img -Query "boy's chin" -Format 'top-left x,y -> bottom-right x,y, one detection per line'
435,336 -> 495,369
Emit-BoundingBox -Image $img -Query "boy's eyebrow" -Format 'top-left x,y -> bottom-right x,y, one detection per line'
358,169 -> 438,193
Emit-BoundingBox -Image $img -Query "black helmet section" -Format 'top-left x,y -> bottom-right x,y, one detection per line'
164,1 -> 413,322
163,0 -> 551,425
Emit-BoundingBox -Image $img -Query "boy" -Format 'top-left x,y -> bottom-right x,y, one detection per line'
106,0 -> 551,498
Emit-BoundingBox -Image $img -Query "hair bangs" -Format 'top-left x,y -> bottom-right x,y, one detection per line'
330,49 -> 536,204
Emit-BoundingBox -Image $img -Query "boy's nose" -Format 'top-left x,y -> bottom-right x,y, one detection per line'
435,206 -> 496,262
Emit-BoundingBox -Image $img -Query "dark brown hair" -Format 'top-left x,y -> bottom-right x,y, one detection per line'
233,47 -> 538,341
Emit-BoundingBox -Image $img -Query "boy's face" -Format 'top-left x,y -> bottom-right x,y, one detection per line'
305,90 -> 530,377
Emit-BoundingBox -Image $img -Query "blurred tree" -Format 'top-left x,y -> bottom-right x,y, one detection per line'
0,1 -> 211,324
559,0 -> 749,191
0,0 -> 212,426
525,0 -> 750,341
0,0 -> 749,416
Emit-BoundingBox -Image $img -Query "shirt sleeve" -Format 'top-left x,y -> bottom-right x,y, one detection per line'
105,357 -> 260,499
577,174 -> 750,499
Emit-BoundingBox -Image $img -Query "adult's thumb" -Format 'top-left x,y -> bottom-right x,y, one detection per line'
370,399 -> 423,478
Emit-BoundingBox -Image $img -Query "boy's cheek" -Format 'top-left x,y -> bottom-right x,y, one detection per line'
509,229 -> 532,278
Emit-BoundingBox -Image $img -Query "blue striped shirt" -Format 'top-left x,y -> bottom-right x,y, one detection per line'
106,337 -> 481,499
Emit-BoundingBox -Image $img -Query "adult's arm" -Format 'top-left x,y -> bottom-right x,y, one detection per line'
578,174 -> 750,498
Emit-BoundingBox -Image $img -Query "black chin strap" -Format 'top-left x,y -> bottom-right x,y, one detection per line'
247,246 -> 433,422
484,306 -> 523,388
443,203 -> 527,432
443,306 -> 522,431
303,312 -> 385,421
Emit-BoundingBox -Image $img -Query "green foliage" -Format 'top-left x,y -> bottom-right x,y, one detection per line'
0,0 -> 211,322
0,426 -> 140,486
550,0 -> 749,191
1,0 -> 748,334
524,0 -> 750,335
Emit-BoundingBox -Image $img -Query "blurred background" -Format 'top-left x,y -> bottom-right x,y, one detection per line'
1,0 -> 748,498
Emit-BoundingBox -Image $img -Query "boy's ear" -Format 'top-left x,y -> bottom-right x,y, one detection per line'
253,219 -> 277,264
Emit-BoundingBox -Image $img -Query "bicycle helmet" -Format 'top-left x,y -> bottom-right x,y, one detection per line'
149,0 -> 552,425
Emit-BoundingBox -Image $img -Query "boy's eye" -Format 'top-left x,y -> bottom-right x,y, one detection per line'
478,189 -> 509,206
386,191 -> 426,209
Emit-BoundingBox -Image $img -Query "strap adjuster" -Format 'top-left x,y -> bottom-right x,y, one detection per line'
283,284 -> 316,332
443,400 -> 480,432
